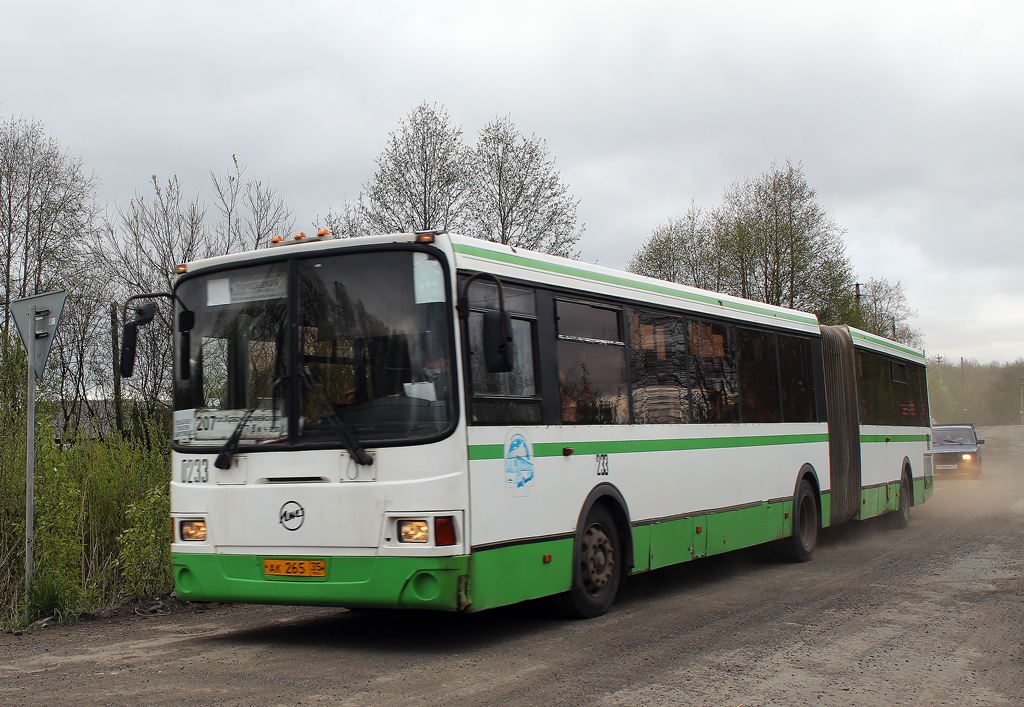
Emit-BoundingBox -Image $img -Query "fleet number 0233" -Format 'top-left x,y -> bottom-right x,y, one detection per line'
181,458 -> 210,483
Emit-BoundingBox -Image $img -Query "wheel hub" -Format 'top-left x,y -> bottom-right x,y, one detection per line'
581,524 -> 614,596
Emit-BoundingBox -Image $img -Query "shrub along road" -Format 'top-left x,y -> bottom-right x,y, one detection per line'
1,427 -> 1022,706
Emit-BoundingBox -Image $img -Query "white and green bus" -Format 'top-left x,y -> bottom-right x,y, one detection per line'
121,231 -> 933,617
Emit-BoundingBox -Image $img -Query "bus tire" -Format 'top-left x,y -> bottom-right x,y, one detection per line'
779,479 -> 819,563
562,503 -> 621,618
887,471 -> 911,530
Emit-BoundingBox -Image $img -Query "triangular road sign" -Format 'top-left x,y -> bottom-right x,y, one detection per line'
10,290 -> 67,381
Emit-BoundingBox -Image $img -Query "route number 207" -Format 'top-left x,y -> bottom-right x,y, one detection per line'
181,458 -> 210,484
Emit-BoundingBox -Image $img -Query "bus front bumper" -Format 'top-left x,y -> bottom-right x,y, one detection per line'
172,552 -> 470,611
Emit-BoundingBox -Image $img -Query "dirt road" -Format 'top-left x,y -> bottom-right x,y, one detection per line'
2,427 -> 1022,706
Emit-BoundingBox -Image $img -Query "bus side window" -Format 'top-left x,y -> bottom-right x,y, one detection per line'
890,360 -> 912,424
556,299 -> 628,424
688,319 -> 739,424
906,364 -> 928,426
857,350 -> 893,425
465,279 -> 542,425
777,334 -> 817,423
629,309 -> 688,423
737,327 -> 781,423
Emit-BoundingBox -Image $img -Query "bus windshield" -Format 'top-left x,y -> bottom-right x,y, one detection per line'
173,248 -> 455,449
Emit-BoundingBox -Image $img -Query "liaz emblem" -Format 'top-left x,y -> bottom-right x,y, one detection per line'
279,501 -> 305,531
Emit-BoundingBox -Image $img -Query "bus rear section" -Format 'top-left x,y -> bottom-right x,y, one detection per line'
820,325 -> 933,528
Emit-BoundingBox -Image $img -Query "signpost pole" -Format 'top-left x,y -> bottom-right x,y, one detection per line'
25,306 -> 36,598
9,290 -> 66,612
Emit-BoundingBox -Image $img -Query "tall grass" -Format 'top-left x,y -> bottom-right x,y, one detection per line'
0,415 -> 173,627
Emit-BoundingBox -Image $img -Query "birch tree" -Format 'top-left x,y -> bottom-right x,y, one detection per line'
467,115 -> 581,257
628,202 -> 724,291
628,162 -> 858,325
0,115 -> 98,421
362,103 -> 472,234
857,276 -> 923,347
211,155 -> 293,252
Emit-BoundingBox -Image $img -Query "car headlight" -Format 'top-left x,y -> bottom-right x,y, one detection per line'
961,453 -> 974,461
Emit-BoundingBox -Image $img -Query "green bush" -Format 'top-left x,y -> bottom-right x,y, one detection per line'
116,484 -> 172,597
26,572 -> 72,623
0,414 -> 174,628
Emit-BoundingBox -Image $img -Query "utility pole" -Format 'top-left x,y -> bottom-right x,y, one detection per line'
1017,377 -> 1024,424
111,302 -> 123,434
961,357 -> 966,419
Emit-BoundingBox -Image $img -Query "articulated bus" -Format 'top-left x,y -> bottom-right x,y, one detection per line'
121,231 -> 933,617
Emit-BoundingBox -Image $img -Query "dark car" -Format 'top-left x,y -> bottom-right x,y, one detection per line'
932,423 -> 985,477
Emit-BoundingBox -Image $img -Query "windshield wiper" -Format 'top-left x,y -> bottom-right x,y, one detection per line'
214,389 -> 281,470
299,365 -> 373,466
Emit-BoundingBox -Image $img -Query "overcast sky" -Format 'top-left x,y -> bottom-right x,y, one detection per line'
4,1 -> 1022,362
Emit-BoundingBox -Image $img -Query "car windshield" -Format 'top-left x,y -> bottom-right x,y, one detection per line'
172,248 -> 455,448
933,427 -> 976,445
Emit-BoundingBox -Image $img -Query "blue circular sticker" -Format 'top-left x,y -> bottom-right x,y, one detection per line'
505,429 -> 535,496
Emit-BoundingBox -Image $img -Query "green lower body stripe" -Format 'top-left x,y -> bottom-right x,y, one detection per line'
172,553 -> 469,610
469,432 -> 829,461
174,475 -> 924,612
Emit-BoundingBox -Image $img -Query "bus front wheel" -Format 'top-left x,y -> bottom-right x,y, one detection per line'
563,504 -> 621,618
779,479 -> 819,563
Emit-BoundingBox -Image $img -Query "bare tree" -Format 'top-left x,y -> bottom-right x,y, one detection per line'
319,200 -> 367,239
1,116 -> 96,332
211,155 -> 293,252
0,115 -> 98,421
362,103 -> 472,234
97,176 -> 210,413
467,115 -> 582,257
856,277 -> 923,347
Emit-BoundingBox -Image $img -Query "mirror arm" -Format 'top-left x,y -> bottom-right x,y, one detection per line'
458,272 -> 508,340
122,292 -> 173,323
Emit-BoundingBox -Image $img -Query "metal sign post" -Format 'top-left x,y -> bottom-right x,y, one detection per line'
25,306 -> 36,596
10,291 -> 66,598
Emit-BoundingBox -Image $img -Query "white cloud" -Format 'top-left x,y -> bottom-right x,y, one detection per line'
3,0 -> 1023,361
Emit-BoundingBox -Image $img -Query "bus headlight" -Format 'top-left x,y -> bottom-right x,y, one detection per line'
398,520 -> 429,543
179,520 -> 207,541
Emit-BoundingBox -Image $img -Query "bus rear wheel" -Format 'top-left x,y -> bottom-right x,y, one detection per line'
778,479 -> 819,563
887,472 -> 911,529
563,504 -> 621,618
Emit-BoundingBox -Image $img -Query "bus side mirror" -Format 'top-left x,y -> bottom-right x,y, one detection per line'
120,301 -> 157,378
179,310 -> 195,380
483,310 -> 514,373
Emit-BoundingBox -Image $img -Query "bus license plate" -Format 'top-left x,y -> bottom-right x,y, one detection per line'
263,559 -> 327,577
